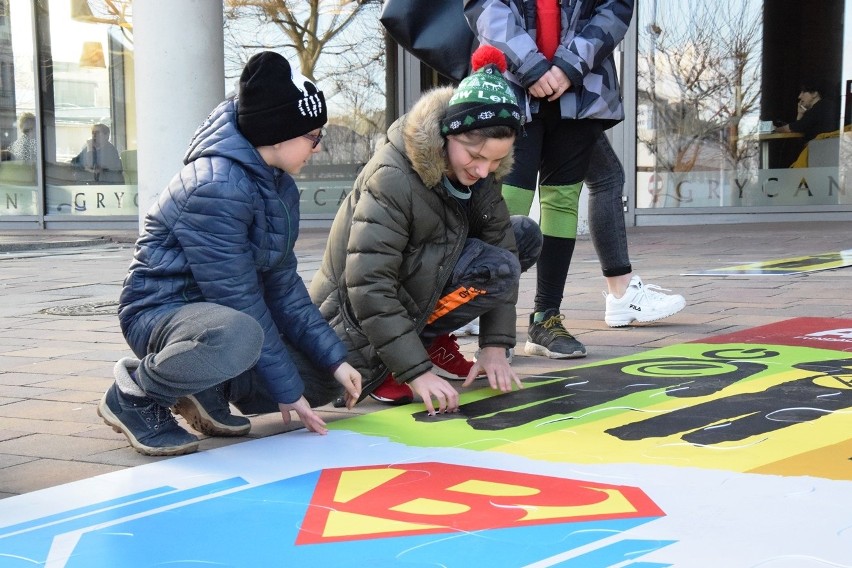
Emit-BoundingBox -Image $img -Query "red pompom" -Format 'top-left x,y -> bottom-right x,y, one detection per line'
470,45 -> 507,73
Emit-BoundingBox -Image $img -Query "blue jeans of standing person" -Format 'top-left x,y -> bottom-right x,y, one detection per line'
586,133 -> 632,278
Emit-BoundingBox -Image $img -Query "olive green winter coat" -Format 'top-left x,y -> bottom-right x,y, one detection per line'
309,87 -> 518,395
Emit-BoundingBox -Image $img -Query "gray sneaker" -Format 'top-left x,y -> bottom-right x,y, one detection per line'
98,383 -> 199,456
173,383 -> 251,437
524,309 -> 587,359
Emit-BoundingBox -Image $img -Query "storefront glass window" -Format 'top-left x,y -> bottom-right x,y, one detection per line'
223,0 -> 386,219
0,0 -> 37,216
636,0 -> 850,209
39,0 -> 135,217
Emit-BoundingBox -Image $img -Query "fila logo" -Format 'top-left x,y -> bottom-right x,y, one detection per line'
629,304 -> 642,312
297,462 -> 663,544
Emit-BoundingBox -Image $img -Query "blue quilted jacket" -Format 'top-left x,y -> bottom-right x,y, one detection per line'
118,98 -> 346,404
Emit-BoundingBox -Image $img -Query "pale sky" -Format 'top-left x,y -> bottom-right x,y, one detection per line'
11,0 -> 106,63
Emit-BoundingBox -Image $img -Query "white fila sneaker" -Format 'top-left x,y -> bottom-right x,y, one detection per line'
604,275 -> 686,327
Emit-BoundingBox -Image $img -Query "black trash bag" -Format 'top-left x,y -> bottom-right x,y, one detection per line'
380,0 -> 475,82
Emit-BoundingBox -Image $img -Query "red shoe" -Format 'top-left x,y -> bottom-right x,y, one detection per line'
368,373 -> 414,405
427,334 -> 477,381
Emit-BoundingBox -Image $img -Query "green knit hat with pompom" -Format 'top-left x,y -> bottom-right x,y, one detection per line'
440,45 -> 522,136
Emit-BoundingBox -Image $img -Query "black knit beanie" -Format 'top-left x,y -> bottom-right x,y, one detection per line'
440,45 -> 522,136
237,51 -> 327,147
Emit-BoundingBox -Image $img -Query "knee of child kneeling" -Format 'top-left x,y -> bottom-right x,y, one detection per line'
495,253 -> 521,282
224,312 -> 264,362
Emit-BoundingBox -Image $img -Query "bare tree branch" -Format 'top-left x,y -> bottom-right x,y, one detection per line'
223,0 -> 386,164
638,0 -> 762,174
224,0 -> 380,82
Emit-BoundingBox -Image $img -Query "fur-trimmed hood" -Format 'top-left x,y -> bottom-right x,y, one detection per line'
387,87 -> 515,188
309,88 -> 521,394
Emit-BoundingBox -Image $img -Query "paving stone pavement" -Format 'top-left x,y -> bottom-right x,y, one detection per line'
0,221 -> 850,498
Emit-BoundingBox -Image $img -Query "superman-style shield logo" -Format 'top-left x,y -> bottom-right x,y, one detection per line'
297,462 -> 664,544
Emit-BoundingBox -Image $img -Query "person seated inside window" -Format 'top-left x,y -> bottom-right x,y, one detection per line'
71,123 -> 123,183
773,82 -> 838,143
10,112 -> 37,163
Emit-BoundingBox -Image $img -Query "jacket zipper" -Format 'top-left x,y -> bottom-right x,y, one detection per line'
415,193 -> 467,334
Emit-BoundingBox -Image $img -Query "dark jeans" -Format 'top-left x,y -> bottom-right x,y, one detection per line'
421,215 -> 542,340
228,344 -> 343,415
132,302 -> 340,414
586,134 -> 632,277
132,303 -> 263,408
506,98 -> 632,279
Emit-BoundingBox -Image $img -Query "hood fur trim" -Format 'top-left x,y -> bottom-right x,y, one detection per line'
399,87 -> 515,188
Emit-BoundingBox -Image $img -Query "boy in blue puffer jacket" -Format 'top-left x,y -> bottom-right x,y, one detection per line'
98,52 -> 361,456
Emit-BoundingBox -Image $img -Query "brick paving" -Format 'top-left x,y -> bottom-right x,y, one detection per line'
0,221 -> 850,498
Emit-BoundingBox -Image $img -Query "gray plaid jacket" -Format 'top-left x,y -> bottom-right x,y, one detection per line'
464,0 -> 633,127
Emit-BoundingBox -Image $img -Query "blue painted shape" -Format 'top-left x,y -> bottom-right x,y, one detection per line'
0,478 -> 248,568
550,539 -> 676,567
623,563 -> 673,568
55,471 -> 665,567
0,486 -> 174,534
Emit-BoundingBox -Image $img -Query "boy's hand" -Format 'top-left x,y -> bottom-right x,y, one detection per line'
333,362 -> 362,409
464,346 -> 522,392
279,397 -> 328,434
410,371 -> 459,416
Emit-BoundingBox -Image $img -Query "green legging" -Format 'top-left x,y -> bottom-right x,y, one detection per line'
502,182 -> 583,311
502,183 -> 582,239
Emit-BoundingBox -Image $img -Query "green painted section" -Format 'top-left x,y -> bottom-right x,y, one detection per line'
331,342 -> 842,449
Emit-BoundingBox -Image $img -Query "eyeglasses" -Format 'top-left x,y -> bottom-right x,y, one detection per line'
302,131 -> 324,149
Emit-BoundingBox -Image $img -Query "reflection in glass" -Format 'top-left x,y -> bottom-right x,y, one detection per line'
42,0 -> 136,216
635,0 -> 848,210
0,0 -> 38,216
636,0 -> 763,208
223,1 -> 386,217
